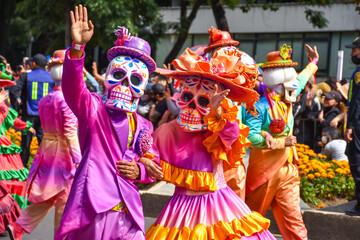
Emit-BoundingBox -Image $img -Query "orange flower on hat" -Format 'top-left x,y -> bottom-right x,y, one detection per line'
158,48 -> 259,114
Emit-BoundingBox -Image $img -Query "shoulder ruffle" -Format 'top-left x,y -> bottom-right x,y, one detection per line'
203,99 -> 251,168
161,160 -> 217,192
147,211 -> 270,240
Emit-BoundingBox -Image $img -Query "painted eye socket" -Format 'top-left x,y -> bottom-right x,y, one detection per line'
197,96 -> 209,107
130,74 -> 142,86
113,69 -> 126,80
181,92 -> 194,102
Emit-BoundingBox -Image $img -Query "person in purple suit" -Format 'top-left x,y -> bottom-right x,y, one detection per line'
54,5 -> 160,240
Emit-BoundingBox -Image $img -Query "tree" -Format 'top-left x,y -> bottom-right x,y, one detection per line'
163,0 -> 359,64
2,0 -> 165,67
163,0 -> 206,64
0,0 -> 23,64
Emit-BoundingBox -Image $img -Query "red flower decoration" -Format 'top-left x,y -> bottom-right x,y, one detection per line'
269,119 -> 286,134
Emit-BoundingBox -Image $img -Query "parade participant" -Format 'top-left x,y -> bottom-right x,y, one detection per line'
55,5 -> 159,240
344,36 -> 360,216
9,53 -> 53,167
6,50 -> 82,240
245,44 -> 319,240
0,82 -> 35,210
146,47 -> 275,240
203,26 -> 259,200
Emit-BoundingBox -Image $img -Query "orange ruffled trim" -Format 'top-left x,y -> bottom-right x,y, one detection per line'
203,99 -> 251,169
146,211 -> 270,240
161,160 -> 217,192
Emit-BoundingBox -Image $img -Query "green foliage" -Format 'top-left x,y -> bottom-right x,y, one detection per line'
305,8 -> 329,28
13,0 -> 166,56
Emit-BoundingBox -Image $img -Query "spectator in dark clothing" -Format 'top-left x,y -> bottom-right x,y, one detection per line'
293,80 -> 321,148
318,90 -> 342,128
9,53 -> 53,167
344,36 -> 360,216
149,83 -> 167,127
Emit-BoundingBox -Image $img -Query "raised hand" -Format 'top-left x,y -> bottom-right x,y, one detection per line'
70,5 -> 94,46
210,84 -> 230,118
305,44 -> 319,61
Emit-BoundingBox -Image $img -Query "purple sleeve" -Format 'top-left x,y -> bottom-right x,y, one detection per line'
62,50 -> 99,119
258,82 -> 268,96
218,120 -> 240,152
62,101 -> 82,164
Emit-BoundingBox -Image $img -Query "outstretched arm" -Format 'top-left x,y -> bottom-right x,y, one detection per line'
62,5 -> 97,119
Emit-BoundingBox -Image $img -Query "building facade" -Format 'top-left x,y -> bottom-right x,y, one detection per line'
157,3 -> 360,79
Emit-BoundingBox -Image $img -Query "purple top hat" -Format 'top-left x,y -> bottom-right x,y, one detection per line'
107,27 -> 156,73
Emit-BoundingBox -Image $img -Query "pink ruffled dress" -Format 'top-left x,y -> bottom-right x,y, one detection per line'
146,102 -> 276,240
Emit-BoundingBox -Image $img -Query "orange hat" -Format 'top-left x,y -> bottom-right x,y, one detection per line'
203,26 -> 239,53
156,48 -> 259,114
259,44 -> 298,69
47,49 -> 66,69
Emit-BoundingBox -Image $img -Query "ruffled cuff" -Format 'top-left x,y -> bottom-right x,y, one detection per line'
22,121 -> 33,135
146,211 -> 271,240
203,99 -> 251,168
161,160 -> 217,191
205,98 -> 239,133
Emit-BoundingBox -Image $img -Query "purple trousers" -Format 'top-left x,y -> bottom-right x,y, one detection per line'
66,210 -> 144,240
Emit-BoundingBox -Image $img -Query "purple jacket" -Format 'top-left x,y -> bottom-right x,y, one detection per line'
55,50 -> 158,239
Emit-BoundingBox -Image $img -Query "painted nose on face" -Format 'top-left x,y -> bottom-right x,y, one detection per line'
121,78 -> 129,87
189,101 -> 196,109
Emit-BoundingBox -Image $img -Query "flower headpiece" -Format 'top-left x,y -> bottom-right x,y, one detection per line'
107,26 -> 156,73
156,48 -> 259,114
259,44 -> 298,69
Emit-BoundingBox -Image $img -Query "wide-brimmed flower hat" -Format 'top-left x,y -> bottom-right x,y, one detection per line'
203,26 -> 239,54
156,48 -> 259,113
259,44 -> 298,69
0,79 -> 15,88
47,49 -> 66,69
107,27 -> 156,73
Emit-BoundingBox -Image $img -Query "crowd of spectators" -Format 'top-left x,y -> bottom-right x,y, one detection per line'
0,53 -> 106,165
137,72 -> 181,128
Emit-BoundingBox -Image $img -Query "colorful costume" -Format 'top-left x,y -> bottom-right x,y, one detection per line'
0,80 -> 33,209
147,48 -> 275,240
245,45 -> 318,240
55,27 -> 159,240
11,50 -> 82,237
0,182 -> 21,233
204,26 -> 257,200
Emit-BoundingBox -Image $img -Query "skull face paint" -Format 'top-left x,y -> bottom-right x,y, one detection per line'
176,76 -> 222,132
103,55 -> 149,112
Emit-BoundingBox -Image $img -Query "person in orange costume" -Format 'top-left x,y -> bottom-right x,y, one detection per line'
244,44 -> 319,240
203,26 -> 258,200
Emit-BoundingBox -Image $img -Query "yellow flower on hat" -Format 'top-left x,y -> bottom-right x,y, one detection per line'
279,44 -> 292,60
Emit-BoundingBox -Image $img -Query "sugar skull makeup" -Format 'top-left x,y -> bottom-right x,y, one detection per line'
176,76 -> 223,132
103,55 -> 149,112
